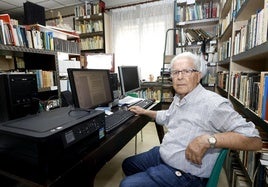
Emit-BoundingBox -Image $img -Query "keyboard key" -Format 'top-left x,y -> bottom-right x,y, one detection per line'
105,110 -> 135,133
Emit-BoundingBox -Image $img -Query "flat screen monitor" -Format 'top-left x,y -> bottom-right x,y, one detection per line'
67,68 -> 113,109
118,66 -> 141,96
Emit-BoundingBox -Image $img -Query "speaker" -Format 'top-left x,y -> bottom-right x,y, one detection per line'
110,73 -> 119,99
109,73 -> 120,108
61,90 -> 73,107
0,74 -> 39,122
23,1 -> 46,26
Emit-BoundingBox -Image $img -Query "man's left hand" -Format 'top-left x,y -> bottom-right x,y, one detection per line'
185,134 -> 210,165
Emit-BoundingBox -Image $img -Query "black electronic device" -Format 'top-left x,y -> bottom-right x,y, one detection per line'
118,66 -> 141,96
61,90 -> 73,107
67,68 -> 114,109
109,73 -> 120,107
0,107 -> 105,184
0,74 -> 39,122
23,1 -> 46,26
109,73 -> 119,94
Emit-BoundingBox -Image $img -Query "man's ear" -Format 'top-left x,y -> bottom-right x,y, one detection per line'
197,72 -> 202,82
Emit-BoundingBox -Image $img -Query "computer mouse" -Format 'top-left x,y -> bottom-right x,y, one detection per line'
105,110 -> 113,115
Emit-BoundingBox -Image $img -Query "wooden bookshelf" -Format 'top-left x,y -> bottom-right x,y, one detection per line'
74,1 -> 106,53
217,0 -> 268,185
0,15 -> 80,104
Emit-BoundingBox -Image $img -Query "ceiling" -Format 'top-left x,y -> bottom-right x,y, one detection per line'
0,0 -> 146,21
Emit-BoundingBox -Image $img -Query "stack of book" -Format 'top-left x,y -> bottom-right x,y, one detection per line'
0,14 -> 80,54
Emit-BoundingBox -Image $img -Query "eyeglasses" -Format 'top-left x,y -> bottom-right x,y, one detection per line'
170,69 -> 198,77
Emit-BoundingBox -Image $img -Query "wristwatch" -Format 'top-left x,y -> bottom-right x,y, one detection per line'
208,135 -> 217,148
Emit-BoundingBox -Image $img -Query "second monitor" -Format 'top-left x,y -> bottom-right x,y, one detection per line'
118,66 -> 141,96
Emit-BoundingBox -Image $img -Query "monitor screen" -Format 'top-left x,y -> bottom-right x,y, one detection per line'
67,68 -> 113,109
86,53 -> 114,72
118,66 -> 141,96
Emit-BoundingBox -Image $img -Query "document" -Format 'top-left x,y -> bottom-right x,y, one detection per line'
118,96 -> 143,105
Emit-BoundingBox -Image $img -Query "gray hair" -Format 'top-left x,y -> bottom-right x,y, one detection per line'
170,52 -> 201,71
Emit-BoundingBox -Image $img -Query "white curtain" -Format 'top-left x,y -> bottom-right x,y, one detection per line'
110,0 -> 174,81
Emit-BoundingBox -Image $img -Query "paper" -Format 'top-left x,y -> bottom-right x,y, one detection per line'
186,0 -> 195,4
118,96 -> 143,105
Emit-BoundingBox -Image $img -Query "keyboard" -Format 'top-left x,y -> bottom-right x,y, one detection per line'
105,110 -> 135,133
130,99 -> 154,109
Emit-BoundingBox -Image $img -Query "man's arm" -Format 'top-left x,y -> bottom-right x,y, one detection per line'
213,132 -> 262,150
185,132 -> 263,165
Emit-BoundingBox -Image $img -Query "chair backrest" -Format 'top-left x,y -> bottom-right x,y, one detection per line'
206,149 -> 228,187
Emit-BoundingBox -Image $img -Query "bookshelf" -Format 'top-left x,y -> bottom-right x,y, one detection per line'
216,0 -> 268,186
74,0 -> 106,54
160,0 -> 220,104
141,81 -> 174,103
0,14 -> 80,107
175,0 -> 219,90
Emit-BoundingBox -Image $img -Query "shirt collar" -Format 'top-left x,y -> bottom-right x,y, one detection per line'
175,83 -> 203,103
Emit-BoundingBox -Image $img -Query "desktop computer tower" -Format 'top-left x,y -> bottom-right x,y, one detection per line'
109,73 -> 120,107
0,74 -> 39,122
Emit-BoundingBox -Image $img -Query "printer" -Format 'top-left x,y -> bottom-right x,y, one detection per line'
0,107 -> 105,185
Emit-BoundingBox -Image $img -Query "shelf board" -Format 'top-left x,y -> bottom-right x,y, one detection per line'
221,0 -> 232,18
79,31 -> 104,38
141,82 -> 172,88
0,44 -> 56,56
232,42 -> 268,62
218,57 -> 231,65
216,86 -> 228,98
229,96 -> 268,132
177,42 -> 202,48
219,22 -> 233,42
75,13 -> 103,21
234,0 -> 263,21
177,18 -> 219,27
81,48 -> 105,53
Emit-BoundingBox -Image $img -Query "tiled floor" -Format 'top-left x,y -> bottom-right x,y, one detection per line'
94,122 -> 229,187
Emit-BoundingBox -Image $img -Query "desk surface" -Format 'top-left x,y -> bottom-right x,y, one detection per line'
0,102 -> 164,187
54,102 -> 163,187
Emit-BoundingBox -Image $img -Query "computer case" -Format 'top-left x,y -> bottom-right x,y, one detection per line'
0,74 -> 39,122
109,73 -> 120,107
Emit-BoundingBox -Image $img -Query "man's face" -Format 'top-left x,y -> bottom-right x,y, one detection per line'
170,57 -> 201,98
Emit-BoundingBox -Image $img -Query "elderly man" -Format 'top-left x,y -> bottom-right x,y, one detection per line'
120,52 -> 262,187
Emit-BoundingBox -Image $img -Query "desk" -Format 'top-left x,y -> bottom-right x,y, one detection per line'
0,102 -> 163,187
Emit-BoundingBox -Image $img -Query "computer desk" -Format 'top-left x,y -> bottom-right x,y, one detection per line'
0,102 -> 164,187
55,101 -> 163,187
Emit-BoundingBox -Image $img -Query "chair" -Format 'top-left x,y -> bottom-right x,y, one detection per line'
206,149 -> 228,187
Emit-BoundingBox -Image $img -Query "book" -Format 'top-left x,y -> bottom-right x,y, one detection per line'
262,75 -> 268,121
3,23 -> 14,45
0,14 -> 15,46
31,29 -> 42,49
19,26 -> 29,48
258,72 -> 268,117
0,19 -> 6,44
26,30 -> 33,48
262,0 -> 268,43
12,25 -> 21,46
